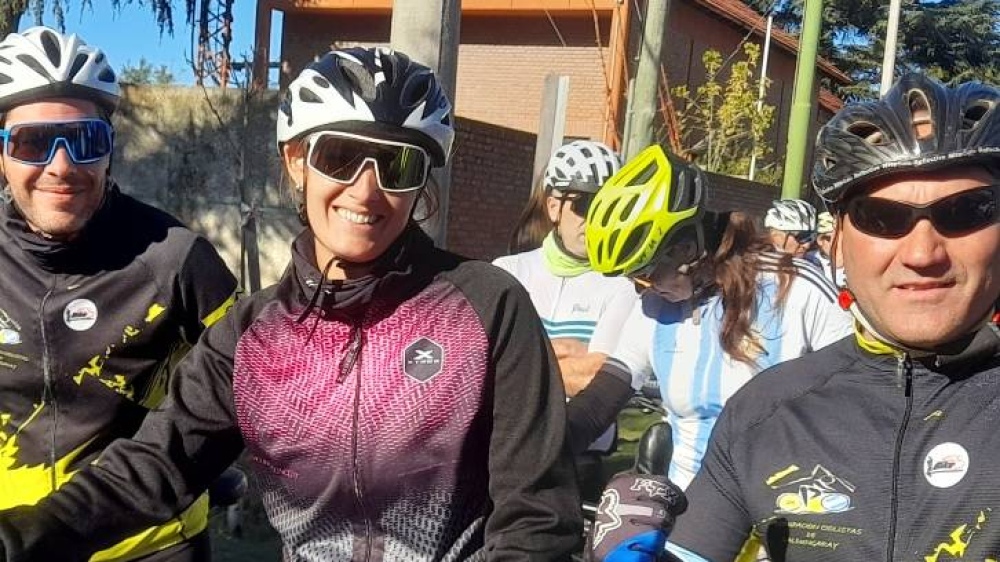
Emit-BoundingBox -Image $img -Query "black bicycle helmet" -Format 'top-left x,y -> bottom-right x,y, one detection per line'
277,47 -> 454,166
812,73 -> 1000,205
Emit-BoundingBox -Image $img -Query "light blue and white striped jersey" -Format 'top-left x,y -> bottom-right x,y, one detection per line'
611,254 -> 852,489
493,247 -> 637,452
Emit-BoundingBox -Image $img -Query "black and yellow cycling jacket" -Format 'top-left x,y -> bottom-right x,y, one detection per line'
668,322 -> 1000,561
0,185 -> 236,561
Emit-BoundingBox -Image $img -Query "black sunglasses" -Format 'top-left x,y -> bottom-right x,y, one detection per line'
786,231 -> 816,244
846,185 -> 999,239
558,192 -> 596,216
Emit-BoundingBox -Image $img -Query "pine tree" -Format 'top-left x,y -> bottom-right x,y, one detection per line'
0,0 -> 179,43
747,0 -> 1000,99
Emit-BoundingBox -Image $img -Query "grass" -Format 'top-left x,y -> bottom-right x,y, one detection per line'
210,407 -> 663,560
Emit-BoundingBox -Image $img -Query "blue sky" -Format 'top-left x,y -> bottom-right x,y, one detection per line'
18,0 -> 283,86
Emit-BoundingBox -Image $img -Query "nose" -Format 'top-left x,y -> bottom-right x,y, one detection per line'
45,143 -> 75,174
344,162 -> 381,199
895,218 -> 949,271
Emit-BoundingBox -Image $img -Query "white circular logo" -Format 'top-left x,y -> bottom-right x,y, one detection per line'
924,442 -> 969,488
63,299 -> 98,331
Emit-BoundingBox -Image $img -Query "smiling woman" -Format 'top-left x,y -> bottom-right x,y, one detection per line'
0,46 -> 584,562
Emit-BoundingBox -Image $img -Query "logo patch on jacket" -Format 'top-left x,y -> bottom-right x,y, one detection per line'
403,337 -> 443,382
924,442 -> 969,488
64,299 -> 98,331
767,464 -> 855,515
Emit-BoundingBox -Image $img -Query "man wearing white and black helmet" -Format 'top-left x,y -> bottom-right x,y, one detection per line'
764,199 -> 818,258
0,27 -> 236,562
0,46 -> 581,561
585,72 -> 1000,562
494,140 -> 635,497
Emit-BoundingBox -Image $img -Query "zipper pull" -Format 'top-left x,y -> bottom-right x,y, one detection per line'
337,325 -> 363,383
895,353 -> 912,392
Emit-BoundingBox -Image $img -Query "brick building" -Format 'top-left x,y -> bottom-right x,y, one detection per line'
251,0 -> 846,258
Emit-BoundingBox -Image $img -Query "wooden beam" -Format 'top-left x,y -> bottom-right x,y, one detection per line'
603,1 -> 629,150
266,0 -> 616,13
252,0 -> 275,90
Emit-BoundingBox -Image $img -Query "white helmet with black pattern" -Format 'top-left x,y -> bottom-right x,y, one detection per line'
764,199 -> 817,232
0,26 -> 119,114
276,47 -> 454,166
543,140 -> 621,194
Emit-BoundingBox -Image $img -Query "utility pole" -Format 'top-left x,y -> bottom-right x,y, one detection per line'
780,0 -> 822,199
748,13 -> 774,182
390,0 -> 461,248
532,75 -> 570,191
625,0 -> 671,161
880,0 -> 903,96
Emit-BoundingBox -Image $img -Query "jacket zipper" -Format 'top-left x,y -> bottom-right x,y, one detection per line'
39,286 -> 57,492
342,319 -> 373,561
886,353 -> 913,561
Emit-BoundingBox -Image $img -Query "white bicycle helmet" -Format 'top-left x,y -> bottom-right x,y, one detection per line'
277,47 -> 454,166
817,211 -> 835,235
543,140 -> 621,194
764,199 -> 817,232
0,26 -> 119,114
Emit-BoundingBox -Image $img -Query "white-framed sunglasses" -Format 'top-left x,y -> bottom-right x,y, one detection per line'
305,130 -> 431,193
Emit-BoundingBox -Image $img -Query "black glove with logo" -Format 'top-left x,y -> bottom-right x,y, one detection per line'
586,471 -> 688,562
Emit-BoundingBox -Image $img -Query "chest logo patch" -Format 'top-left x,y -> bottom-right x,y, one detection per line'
768,464 -> 855,515
924,442 -> 969,488
64,299 -> 98,331
0,308 -> 21,345
403,337 -> 444,382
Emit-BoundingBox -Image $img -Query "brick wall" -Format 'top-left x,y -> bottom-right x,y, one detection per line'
447,117 -> 537,260
280,12 -> 611,141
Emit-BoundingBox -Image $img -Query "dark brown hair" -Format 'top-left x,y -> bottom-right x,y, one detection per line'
507,185 -> 552,254
705,211 -> 796,366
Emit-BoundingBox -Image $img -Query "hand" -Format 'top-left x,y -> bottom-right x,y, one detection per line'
551,337 -> 588,359
587,472 -> 687,562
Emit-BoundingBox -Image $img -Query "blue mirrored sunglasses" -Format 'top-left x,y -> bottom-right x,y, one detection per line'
0,119 -> 114,166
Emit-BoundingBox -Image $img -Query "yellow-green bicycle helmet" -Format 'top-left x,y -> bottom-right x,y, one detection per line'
585,144 -> 705,276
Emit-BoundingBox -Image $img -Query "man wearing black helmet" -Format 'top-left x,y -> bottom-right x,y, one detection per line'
584,72 -> 1000,562
0,27 -> 237,562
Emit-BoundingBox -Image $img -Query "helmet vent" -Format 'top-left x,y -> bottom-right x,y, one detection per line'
670,170 -> 696,211
618,197 -> 637,222
908,90 -> 933,140
39,30 -> 61,68
632,162 -> 657,185
846,121 -> 886,145
401,73 -> 431,108
299,87 -> 322,104
619,222 -> 651,266
0,55 -> 10,65
962,100 -> 992,131
98,67 -> 115,84
342,61 -> 377,102
0,74 -> 11,85
16,54 -> 51,80
312,75 -> 331,89
68,53 -> 87,80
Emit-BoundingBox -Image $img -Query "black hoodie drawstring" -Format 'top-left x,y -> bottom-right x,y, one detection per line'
296,256 -> 337,343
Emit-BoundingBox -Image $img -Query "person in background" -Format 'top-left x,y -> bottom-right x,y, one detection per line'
493,139 -> 635,499
0,46 -> 581,562
764,199 -> 817,258
570,144 -> 851,491
0,27 -> 237,562
810,210 -> 846,287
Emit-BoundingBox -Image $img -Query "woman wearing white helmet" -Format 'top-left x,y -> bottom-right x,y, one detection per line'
764,198 -> 818,258
0,47 -> 581,561
494,140 -> 635,499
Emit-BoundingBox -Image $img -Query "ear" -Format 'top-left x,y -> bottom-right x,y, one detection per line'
545,194 -> 561,224
282,141 -> 307,189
